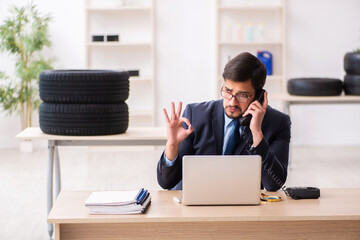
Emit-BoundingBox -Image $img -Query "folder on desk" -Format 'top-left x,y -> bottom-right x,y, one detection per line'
85,188 -> 151,214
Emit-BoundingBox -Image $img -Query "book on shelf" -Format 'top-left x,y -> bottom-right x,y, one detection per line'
85,188 -> 151,214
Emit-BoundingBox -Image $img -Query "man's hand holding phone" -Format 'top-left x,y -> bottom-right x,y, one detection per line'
242,91 -> 268,147
163,102 -> 194,161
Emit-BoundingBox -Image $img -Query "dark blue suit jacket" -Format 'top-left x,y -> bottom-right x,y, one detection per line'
157,99 -> 291,191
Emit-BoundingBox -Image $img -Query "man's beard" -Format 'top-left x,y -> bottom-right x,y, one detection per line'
224,105 -> 243,119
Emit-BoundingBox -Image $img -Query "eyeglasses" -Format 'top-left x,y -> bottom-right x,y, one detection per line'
220,86 -> 252,103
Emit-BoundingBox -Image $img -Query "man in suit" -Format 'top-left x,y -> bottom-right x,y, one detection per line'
157,52 -> 291,191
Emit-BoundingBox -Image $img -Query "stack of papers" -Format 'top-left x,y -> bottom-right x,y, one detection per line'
85,188 -> 151,215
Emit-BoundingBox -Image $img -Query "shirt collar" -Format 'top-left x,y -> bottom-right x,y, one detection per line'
224,113 -> 233,128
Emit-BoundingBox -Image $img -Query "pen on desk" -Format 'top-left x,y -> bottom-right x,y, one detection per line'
173,196 -> 181,204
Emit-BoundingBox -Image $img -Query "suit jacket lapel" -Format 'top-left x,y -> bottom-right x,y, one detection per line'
212,100 -> 225,155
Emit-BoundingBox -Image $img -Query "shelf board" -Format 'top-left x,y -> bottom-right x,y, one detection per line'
130,110 -> 153,117
270,94 -> 360,103
217,75 -> 283,81
218,6 -> 282,11
266,75 -> 283,81
87,42 -> 151,47
219,41 -> 283,46
129,76 -> 152,82
86,6 -> 151,12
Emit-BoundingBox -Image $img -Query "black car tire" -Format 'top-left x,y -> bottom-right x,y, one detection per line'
39,102 -> 129,136
39,70 -> 129,103
344,52 -> 360,75
287,78 -> 343,96
344,74 -> 360,95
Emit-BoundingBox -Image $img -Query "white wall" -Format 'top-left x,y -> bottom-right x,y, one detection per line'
155,0 -> 216,113
0,0 -> 359,148
286,0 -> 360,145
0,0 -> 85,148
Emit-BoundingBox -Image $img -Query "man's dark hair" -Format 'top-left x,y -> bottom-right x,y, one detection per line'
222,52 -> 267,92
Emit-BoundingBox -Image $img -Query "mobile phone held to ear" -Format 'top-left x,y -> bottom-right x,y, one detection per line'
239,89 -> 265,126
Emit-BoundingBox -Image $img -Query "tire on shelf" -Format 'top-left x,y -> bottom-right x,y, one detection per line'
39,70 -> 129,103
39,102 -> 129,136
344,74 -> 360,95
344,52 -> 360,75
287,78 -> 343,96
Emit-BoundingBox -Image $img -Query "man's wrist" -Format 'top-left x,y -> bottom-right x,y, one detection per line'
162,152 -> 177,167
252,131 -> 263,147
165,143 -> 179,161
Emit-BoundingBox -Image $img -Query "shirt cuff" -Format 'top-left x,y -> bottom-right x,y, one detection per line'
162,153 -> 177,167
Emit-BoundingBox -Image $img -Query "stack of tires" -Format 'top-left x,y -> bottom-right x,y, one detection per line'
344,52 -> 360,95
39,70 -> 129,136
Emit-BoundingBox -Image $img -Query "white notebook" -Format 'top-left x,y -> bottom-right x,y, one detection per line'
87,196 -> 151,215
85,190 -> 151,214
85,191 -> 139,206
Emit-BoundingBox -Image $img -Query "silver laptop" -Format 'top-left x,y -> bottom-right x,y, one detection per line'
182,155 -> 261,205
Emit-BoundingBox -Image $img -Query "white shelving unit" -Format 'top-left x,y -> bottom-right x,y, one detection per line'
85,0 -> 155,127
215,0 -> 286,99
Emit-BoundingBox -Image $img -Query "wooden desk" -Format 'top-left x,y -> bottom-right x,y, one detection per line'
48,189 -> 360,240
16,127 -> 167,239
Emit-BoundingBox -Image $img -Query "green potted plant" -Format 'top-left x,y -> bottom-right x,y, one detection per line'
0,3 -> 53,150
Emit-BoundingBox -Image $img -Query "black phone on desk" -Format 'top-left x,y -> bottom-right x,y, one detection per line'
239,89 -> 265,126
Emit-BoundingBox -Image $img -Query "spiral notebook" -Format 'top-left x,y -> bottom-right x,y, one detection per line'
85,189 -> 151,214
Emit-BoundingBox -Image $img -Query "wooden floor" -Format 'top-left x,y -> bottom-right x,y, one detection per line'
0,145 -> 359,240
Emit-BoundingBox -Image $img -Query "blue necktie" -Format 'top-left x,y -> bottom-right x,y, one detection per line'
224,119 -> 240,155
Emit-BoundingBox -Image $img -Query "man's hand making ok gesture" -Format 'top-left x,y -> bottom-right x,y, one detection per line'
163,102 -> 194,161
